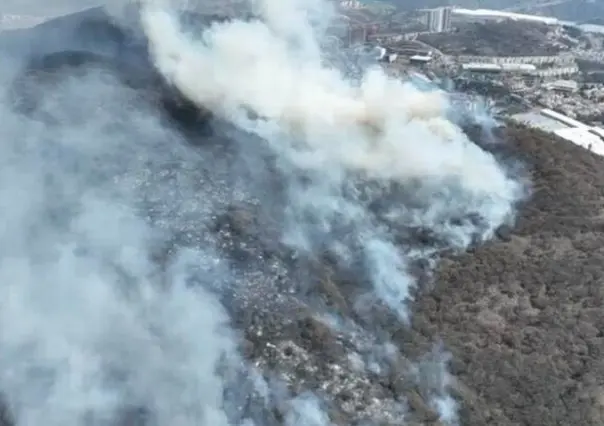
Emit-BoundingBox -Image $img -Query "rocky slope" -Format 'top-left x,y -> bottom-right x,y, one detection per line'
1,7 -> 603,426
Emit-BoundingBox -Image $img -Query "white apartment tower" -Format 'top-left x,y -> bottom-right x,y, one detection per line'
427,7 -> 452,33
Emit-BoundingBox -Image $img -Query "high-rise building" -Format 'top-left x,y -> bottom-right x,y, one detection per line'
426,9 -> 437,32
442,6 -> 452,32
426,7 -> 452,33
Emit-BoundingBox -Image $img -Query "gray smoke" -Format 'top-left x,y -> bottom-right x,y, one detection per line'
0,58 -> 243,425
0,3 -> 337,424
140,0 -> 524,320
0,0 -> 529,424
139,0 -> 526,422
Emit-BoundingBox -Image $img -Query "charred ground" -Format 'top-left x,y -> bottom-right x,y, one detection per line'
176,119 -> 604,426
215,122 -> 604,425
2,8 -> 604,426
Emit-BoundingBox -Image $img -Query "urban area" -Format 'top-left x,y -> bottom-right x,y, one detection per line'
332,0 -> 604,152
2,0 -> 604,152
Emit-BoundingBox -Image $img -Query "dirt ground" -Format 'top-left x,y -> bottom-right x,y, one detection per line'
2,9 -> 604,423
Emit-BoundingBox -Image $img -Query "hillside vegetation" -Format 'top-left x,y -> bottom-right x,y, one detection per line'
418,21 -> 561,56
410,123 -> 604,425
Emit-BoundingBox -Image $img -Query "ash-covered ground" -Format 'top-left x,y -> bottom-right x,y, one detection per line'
1,2 -> 598,426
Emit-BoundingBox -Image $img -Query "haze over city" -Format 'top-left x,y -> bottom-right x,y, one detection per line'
0,0 -> 604,425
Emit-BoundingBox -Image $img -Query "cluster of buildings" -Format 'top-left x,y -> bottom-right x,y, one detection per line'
339,0 -> 363,10
532,87 -> 604,119
456,54 -> 580,78
456,55 -> 575,66
332,2 -> 604,137
461,63 -> 536,74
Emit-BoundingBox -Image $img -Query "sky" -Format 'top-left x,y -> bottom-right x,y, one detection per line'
0,0 -> 104,30
0,0 -> 101,15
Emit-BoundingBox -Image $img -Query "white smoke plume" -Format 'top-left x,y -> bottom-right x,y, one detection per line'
139,0 -> 527,423
0,4 -> 338,424
0,42 -> 244,426
142,8 -> 510,194
140,0 -> 524,320
285,393 -> 332,426
0,0 -> 529,423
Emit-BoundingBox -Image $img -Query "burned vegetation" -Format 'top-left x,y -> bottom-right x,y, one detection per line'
2,7 -> 604,426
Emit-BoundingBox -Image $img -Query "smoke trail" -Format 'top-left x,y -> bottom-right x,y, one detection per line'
285,394 -> 331,426
139,1 -> 528,423
0,41 -> 245,425
140,0 -> 524,321
0,0 -> 529,423
0,7 -> 339,424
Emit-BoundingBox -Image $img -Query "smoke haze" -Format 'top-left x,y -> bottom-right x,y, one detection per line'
0,59 -> 240,425
140,0 -> 524,318
0,0 -> 528,425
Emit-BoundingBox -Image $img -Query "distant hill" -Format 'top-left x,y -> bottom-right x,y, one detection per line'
418,20 -> 561,56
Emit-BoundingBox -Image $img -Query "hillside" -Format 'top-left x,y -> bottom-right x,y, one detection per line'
418,21 -> 561,56
411,123 -> 604,425
202,121 -> 604,426
1,6 -> 604,426
199,121 -> 604,426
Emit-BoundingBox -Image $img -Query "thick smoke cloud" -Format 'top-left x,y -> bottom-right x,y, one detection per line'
0,0 -> 528,424
139,0 -> 526,423
0,61 -> 240,425
0,4 -> 335,425
140,0 -> 525,321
